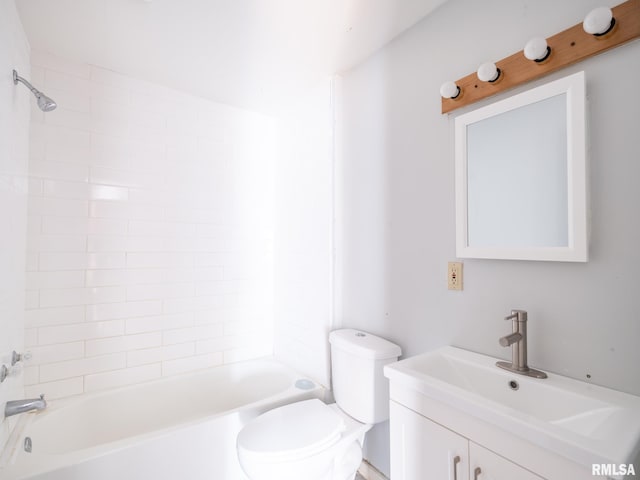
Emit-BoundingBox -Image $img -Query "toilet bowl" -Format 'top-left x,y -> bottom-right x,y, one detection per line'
236,329 -> 402,480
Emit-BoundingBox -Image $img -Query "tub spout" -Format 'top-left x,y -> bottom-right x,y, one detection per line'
5,394 -> 47,418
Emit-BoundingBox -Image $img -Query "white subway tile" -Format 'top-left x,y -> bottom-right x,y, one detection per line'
25,306 -> 85,327
39,252 -> 87,271
24,328 -> 38,347
89,185 -> 129,201
86,300 -> 162,322
90,166 -> 164,189
162,352 -> 222,377
26,271 -> 85,289
126,282 -> 194,301
46,138 -> 91,164
89,201 -> 163,220
28,342 -> 85,365
29,197 -> 89,217
44,107 -> 92,132
39,286 -> 125,308
125,268 -> 164,285
128,220 -> 196,237
28,178 -> 43,196
27,234 -> 86,253
25,290 -> 39,309
163,323 -> 223,346
45,87 -> 91,114
89,100 -> 129,136
85,332 -> 161,357
27,215 -> 42,234
126,347 -> 161,367
43,179 -> 90,199
126,236 -> 164,252
37,123 -> 92,151
125,312 -> 192,334
87,235 -> 128,252
25,377 -> 84,400
45,69 -> 92,96
87,218 -> 128,235
84,363 -> 161,393
85,269 -> 127,287
224,344 -> 272,364
39,353 -> 125,383
193,267 -> 224,282
41,216 -> 88,235
126,252 -> 193,269
30,159 -> 89,182
195,281 -> 240,297
23,366 -> 40,386
161,342 -> 195,360
124,315 -> 163,334
195,334 -> 246,354
89,83 -> 130,105
161,267 -> 195,283
38,320 -> 124,345
87,252 -> 126,269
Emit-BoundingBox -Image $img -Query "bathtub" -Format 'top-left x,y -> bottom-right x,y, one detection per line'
0,358 -> 324,480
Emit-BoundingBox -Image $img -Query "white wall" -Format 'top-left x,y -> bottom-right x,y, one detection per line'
0,0 -> 30,455
273,79 -> 336,388
337,0 -> 640,475
24,51 -> 276,399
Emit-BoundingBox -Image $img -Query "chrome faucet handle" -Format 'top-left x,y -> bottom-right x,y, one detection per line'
11,351 -> 32,366
504,312 -> 518,321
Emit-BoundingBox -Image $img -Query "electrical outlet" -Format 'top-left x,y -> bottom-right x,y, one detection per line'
448,262 -> 463,291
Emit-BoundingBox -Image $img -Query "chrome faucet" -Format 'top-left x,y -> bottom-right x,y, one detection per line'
4,394 -> 47,418
496,310 -> 547,379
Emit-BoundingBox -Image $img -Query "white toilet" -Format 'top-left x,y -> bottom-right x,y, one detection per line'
236,329 -> 401,480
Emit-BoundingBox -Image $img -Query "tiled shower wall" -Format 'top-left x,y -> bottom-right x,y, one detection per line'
24,51 -> 275,399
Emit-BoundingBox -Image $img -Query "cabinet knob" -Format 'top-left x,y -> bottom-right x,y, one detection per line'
474,466 -> 482,480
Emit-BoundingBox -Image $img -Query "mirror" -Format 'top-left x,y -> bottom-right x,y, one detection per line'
455,71 -> 588,262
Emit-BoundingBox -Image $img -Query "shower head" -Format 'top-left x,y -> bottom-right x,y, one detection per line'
13,69 -> 57,112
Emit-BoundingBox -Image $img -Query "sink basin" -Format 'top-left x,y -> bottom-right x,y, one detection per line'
384,346 -> 640,468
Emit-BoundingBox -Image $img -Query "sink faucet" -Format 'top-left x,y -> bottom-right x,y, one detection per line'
4,394 -> 47,418
496,310 -> 547,379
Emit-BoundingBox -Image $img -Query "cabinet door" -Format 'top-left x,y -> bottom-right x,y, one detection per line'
469,443 -> 545,480
390,401 -> 469,480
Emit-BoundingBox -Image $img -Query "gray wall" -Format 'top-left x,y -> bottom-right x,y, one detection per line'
336,0 -> 640,475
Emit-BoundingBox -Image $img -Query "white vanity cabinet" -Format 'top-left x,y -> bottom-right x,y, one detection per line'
390,401 -> 544,480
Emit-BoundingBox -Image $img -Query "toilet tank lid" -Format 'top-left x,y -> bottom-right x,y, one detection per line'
329,329 -> 401,360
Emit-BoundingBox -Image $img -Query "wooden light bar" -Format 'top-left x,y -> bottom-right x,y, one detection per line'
441,0 -> 640,114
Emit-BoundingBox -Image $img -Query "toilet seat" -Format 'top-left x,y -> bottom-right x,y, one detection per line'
237,399 -> 346,463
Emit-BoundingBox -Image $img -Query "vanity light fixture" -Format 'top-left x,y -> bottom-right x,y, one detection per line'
476,62 -> 501,83
524,37 -> 551,62
440,81 -> 461,99
583,6 -> 615,36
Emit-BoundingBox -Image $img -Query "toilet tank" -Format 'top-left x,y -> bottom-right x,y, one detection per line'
329,329 -> 401,424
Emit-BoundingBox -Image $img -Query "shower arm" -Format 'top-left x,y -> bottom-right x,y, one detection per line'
13,70 -> 41,96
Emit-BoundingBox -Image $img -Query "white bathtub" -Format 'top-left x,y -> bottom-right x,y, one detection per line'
1,358 -> 324,480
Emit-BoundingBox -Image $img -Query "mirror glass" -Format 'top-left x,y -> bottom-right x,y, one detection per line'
455,71 -> 587,262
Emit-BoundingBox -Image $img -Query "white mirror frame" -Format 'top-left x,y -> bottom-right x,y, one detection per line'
455,71 -> 588,262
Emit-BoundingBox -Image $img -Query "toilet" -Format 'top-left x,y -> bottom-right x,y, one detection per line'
236,329 -> 401,480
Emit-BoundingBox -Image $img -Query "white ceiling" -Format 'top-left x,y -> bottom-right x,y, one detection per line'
16,0 -> 447,113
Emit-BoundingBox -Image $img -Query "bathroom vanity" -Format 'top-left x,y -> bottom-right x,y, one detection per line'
384,347 -> 640,480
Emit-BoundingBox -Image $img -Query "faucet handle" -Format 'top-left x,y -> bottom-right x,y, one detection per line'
504,312 -> 518,321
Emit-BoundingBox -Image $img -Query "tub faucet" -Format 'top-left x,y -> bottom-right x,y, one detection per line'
496,310 -> 547,379
4,394 -> 47,418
